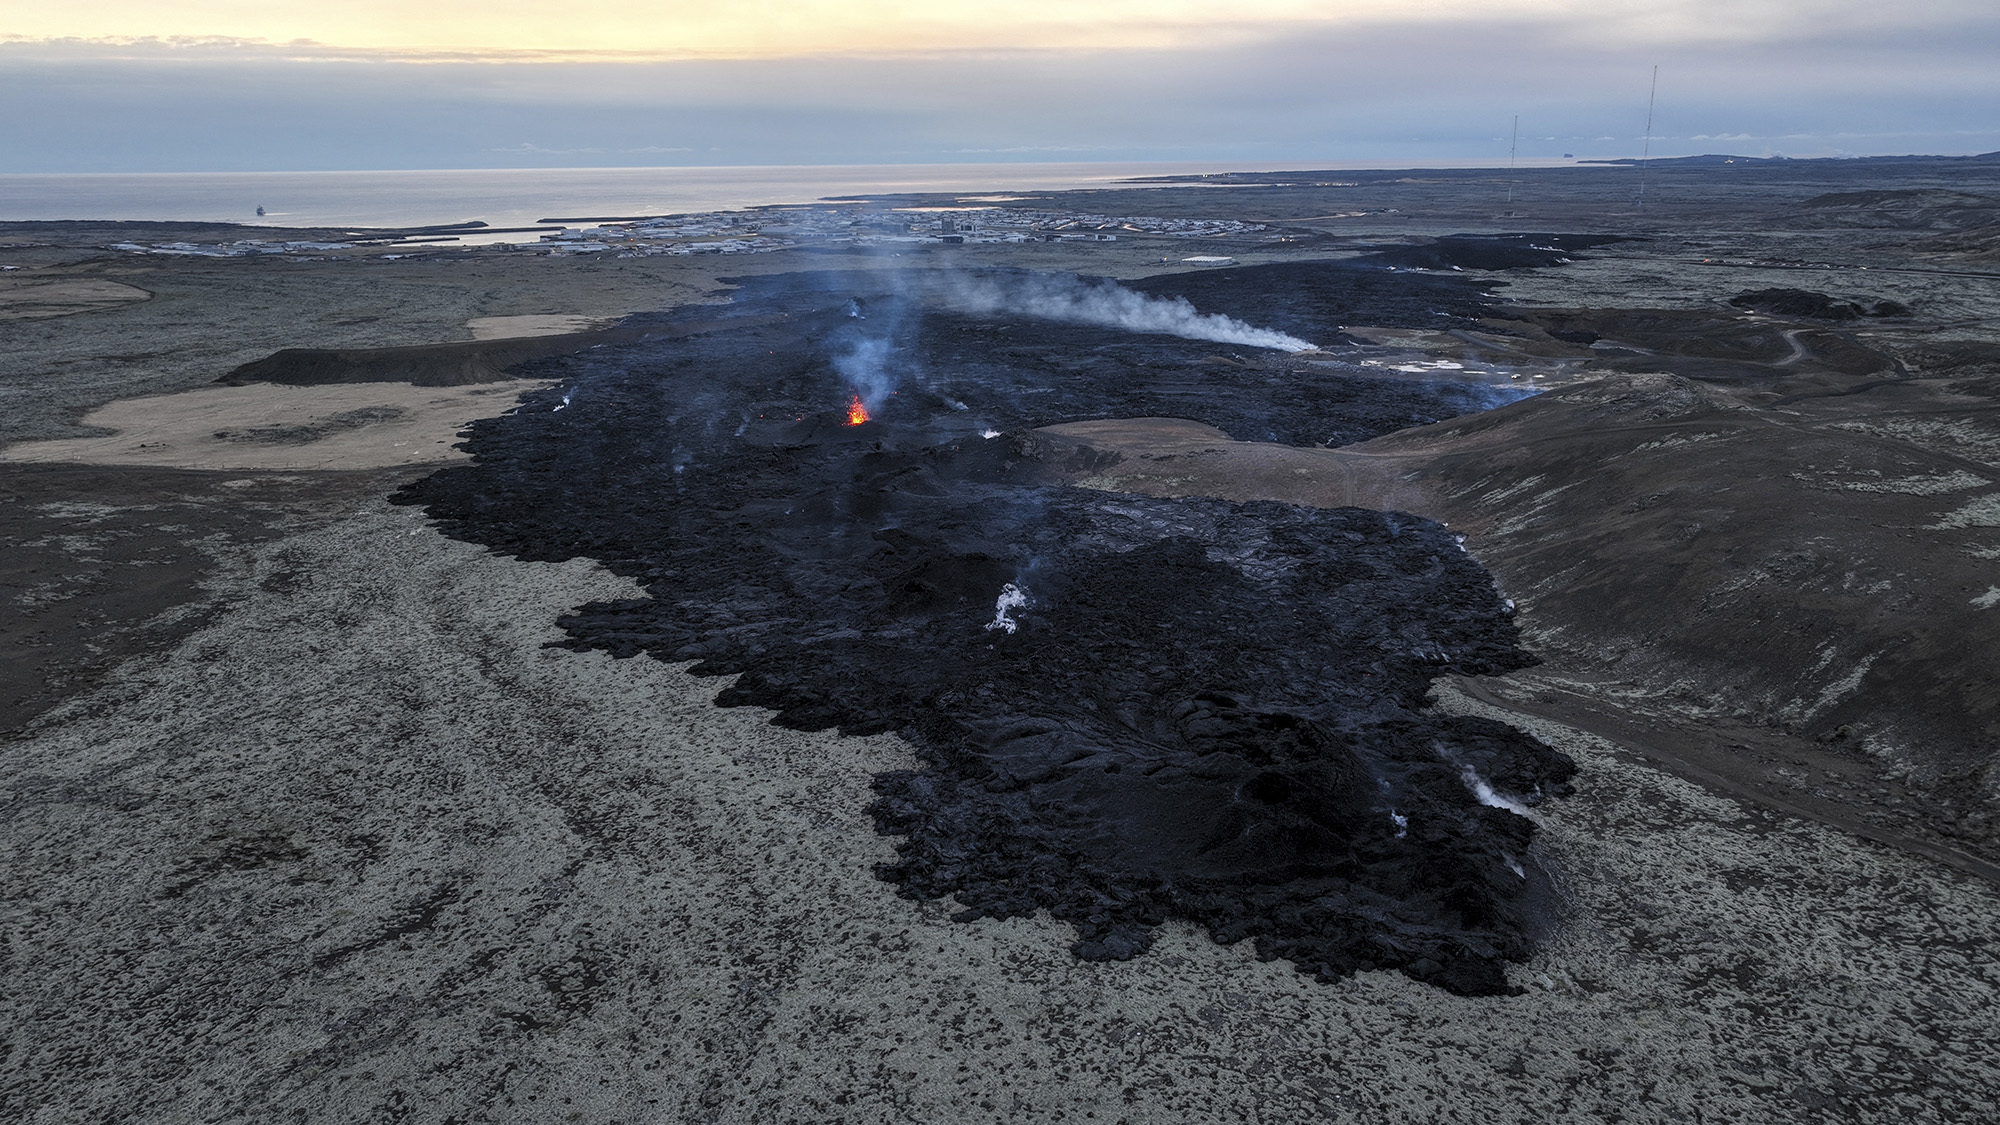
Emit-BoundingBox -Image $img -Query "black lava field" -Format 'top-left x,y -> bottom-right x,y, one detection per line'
399,250 -> 1583,996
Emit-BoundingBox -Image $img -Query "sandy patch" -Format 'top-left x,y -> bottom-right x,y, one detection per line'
0,275 -> 151,320
0,380 -> 545,470
464,314 -> 615,340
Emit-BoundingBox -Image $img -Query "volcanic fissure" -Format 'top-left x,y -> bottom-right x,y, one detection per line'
397,252 -> 1592,995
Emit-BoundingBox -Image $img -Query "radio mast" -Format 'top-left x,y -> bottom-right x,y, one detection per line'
1639,66 -> 1658,212
1507,115 -> 1519,206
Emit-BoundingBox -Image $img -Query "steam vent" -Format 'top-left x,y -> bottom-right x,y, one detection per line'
401,257 -> 1587,995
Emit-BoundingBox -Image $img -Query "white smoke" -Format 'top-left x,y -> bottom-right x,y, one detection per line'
984,582 -> 1030,634
832,335 -> 895,408
938,273 -> 1315,352
1460,766 -> 1541,823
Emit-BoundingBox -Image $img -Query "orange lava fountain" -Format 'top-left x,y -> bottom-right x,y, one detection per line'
846,394 -> 870,426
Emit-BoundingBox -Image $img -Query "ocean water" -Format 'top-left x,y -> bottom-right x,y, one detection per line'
0,160 -> 1574,232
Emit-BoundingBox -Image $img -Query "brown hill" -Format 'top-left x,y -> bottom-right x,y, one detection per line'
1039,370 -> 2000,872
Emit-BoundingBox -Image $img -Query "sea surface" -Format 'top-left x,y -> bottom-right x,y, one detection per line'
0,160 -> 1575,233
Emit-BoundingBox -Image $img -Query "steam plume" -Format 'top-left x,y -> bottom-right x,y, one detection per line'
1459,766 -> 1540,822
832,335 -> 896,409
939,273 -> 1315,352
985,583 -> 1030,634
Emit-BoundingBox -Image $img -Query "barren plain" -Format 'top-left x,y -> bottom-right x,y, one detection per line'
5,158 -> 2000,1122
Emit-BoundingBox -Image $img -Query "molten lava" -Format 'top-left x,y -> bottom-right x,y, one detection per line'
846,394 -> 870,426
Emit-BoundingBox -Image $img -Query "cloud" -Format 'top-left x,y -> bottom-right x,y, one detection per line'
491,143 -> 695,155
1,10 -> 1996,173
948,146 -> 1123,155
5,1 -> 1997,58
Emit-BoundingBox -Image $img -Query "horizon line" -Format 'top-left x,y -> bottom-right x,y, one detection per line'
8,150 -> 2000,181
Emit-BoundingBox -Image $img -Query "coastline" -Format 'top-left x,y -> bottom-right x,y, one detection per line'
0,158 -> 1592,230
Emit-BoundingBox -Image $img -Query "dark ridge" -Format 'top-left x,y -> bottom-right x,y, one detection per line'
217,312 -> 784,388
396,259 -> 1581,994
1800,188 -> 2000,211
1583,152 -> 2000,167
221,340 -> 558,387
1579,153 -> 1785,167
1727,288 -> 1909,321
1348,234 -> 1631,273
1117,238 -> 1625,346
1123,259 -> 1489,341
1115,155 -> 2000,186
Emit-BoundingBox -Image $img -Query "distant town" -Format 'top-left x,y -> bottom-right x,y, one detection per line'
103,204 -> 1279,260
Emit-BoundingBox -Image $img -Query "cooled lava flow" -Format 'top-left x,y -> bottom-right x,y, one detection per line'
400,259 -> 1580,995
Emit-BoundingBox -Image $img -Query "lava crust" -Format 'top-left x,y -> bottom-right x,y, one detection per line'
398,261 -> 1577,995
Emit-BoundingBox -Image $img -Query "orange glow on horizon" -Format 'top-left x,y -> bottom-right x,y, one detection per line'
0,2 -> 1593,60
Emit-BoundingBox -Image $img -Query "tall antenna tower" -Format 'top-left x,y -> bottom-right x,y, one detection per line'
1638,65 -> 1658,212
1507,115 -> 1519,206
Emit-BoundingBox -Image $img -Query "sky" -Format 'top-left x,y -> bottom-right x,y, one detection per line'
3,1 -> 1997,172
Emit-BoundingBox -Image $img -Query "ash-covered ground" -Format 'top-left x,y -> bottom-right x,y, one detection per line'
399,256 -> 1579,994
9,170 -> 2000,1122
